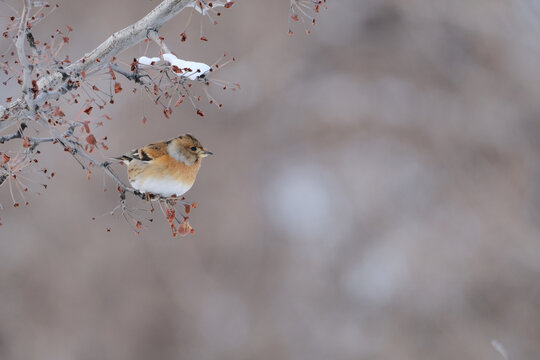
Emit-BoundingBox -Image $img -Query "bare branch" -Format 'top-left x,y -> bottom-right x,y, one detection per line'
15,0 -> 35,113
0,99 -> 24,132
147,29 -> 171,54
0,122 -> 78,150
0,123 -> 146,200
36,0 -> 193,94
1,0 -> 195,128
109,64 -> 150,85
0,131 -> 23,144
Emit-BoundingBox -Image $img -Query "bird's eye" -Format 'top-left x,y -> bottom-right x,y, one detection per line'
190,146 -> 197,151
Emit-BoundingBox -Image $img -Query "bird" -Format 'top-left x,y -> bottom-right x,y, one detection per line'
115,134 -> 212,198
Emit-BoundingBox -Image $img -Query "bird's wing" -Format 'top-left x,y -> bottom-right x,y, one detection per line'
116,141 -> 168,163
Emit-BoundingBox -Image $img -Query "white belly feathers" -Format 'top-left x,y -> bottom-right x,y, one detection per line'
131,177 -> 193,197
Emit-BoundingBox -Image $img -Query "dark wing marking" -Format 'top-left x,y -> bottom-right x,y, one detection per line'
138,149 -> 152,161
139,142 -> 168,160
115,141 -> 168,163
114,148 -> 151,163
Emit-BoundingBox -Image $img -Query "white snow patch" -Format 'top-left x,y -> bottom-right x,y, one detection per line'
137,56 -> 161,65
163,53 -> 210,80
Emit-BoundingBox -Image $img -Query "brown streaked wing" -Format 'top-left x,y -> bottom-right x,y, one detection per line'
138,141 -> 168,160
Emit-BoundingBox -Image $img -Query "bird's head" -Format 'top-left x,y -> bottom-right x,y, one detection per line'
167,134 -> 212,165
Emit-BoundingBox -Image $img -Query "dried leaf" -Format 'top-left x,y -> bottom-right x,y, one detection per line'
31,79 -> 38,97
114,82 -> 122,94
163,107 -> 172,119
86,134 -> 97,145
177,221 -> 193,236
166,208 -> 175,223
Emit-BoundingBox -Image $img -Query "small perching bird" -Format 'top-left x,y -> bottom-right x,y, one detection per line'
116,134 -> 212,198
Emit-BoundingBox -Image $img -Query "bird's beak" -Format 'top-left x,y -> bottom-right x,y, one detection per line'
199,149 -> 213,157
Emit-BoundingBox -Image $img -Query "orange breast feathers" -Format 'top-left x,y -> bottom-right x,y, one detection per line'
130,155 -> 201,186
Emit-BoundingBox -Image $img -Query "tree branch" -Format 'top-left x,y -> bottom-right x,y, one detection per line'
109,64 -> 150,84
147,29 -> 171,54
0,122 -> 77,150
15,0 -> 35,112
1,0 -> 194,128
35,0 -> 193,95
0,123 -> 141,199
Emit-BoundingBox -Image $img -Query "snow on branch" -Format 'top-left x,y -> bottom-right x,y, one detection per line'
138,56 -> 162,66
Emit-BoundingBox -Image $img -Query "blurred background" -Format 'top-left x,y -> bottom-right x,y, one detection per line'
2,0 -> 540,359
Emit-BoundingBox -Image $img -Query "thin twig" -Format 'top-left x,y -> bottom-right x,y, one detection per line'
109,64 -> 150,84
147,29 -> 171,54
